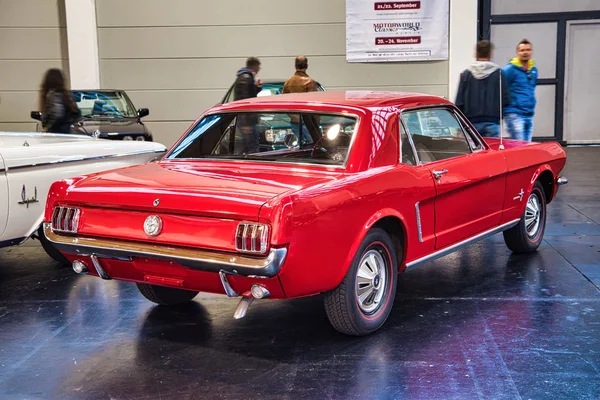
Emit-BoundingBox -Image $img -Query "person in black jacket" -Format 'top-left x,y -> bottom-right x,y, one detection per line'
455,40 -> 509,138
39,68 -> 80,133
233,57 -> 263,153
233,57 -> 262,101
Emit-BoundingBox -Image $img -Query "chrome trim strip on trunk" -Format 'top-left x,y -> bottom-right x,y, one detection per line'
415,201 -> 423,243
5,149 -> 165,172
43,223 -> 287,278
405,219 -> 520,270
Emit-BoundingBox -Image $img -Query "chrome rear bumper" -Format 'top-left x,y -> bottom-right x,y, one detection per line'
43,223 -> 287,278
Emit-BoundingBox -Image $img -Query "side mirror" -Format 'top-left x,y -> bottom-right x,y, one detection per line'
283,133 -> 298,149
31,111 -> 42,121
137,108 -> 149,118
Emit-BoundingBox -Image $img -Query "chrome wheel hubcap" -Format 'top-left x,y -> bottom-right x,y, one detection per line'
356,249 -> 387,314
525,193 -> 541,238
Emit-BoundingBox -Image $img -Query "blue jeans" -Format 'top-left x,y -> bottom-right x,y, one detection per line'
241,126 -> 259,154
290,123 -> 310,145
472,122 -> 500,138
504,114 -> 534,141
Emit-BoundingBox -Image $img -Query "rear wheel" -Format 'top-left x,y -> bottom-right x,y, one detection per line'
37,225 -> 69,265
503,181 -> 547,253
136,283 -> 199,305
324,228 -> 398,336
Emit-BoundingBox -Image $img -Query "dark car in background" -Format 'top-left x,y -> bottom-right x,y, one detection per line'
219,80 -> 325,104
31,89 -> 153,141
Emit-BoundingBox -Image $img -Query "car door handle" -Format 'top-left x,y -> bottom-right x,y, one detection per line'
432,169 -> 449,179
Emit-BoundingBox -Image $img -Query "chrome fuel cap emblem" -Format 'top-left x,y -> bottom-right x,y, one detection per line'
144,215 -> 163,236
153,198 -> 160,207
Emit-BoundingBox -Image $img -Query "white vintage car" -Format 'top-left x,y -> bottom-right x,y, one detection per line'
0,132 -> 166,262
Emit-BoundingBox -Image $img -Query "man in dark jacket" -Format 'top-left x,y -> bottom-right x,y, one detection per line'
233,57 -> 263,153
455,40 -> 509,138
234,57 -> 262,101
503,39 -> 538,141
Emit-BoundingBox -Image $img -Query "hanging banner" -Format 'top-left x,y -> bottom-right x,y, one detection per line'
346,0 -> 449,62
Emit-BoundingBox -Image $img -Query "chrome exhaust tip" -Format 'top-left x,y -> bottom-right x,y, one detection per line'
232,286 -> 271,320
557,176 -> 569,186
250,284 -> 270,299
72,260 -> 89,274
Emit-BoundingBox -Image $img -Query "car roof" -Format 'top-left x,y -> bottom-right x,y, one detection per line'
212,90 -> 451,112
71,89 -> 125,93
232,80 -> 320,87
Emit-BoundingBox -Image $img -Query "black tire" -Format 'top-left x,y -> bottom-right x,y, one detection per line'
503,181 -> 547,253
136,283 -> 199,306
324,228 -> 398,336
37,225 -> 70,266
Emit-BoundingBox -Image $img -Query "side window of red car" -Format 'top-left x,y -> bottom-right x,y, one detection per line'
401,108 -> 472,164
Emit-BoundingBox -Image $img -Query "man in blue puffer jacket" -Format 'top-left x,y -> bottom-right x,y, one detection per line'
503,39 -> 538,141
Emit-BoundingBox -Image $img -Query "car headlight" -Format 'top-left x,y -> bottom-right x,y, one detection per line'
265,128 -> 294,143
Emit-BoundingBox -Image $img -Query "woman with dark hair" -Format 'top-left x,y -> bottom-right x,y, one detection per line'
39,68 -> 79,133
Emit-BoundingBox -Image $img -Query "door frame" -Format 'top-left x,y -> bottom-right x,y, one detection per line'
563,19 -> 600,144
477,1 -> 600,144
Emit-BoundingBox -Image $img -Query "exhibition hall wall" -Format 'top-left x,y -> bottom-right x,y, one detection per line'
0,0 -> 69,133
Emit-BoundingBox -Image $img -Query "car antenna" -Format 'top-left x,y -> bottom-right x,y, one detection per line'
499,68 -> 505,150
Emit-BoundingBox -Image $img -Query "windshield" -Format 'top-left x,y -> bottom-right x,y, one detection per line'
166,112 -> 358,166
71,90 -> 137,118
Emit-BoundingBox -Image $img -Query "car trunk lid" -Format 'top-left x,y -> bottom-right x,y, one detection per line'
63,161 -> 340,220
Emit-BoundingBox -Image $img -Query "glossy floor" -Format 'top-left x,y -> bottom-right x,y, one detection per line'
1,147 -> 599,400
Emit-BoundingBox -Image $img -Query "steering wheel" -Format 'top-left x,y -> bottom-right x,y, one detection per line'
311,131 -> 352,161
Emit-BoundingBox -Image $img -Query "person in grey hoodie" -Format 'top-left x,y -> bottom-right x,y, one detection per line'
455,40 -> 510,138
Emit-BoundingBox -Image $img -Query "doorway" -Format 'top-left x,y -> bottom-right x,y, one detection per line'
564,20 -> 600,144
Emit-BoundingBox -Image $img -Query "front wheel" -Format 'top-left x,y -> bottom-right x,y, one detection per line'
503,181 -> 547,253
324,228 -> 398,336
136,283 -> 199,305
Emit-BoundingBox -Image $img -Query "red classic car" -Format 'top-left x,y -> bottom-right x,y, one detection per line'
43,91 -> 568,336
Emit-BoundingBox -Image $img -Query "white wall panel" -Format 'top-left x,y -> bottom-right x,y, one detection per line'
0,0 -> 68,132
65,0 -> 100,89
0,61 -> 69,91
98,25 -> 346,59
0,28 -> 67,60
97,0 -> 450,146
532,85 -> 556,138
0,92 -> 39,122
565,21 -> 600,143
126,90 -> 224,121
96,0 -> 346,26
449,0 -> 478,103
101,57 -> 447,90
492,0 -> 600,15
0,0 -> 64,27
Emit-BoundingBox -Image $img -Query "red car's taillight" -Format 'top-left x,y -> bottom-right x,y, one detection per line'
235,223 -> 269,254
51,206 -> 81,233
